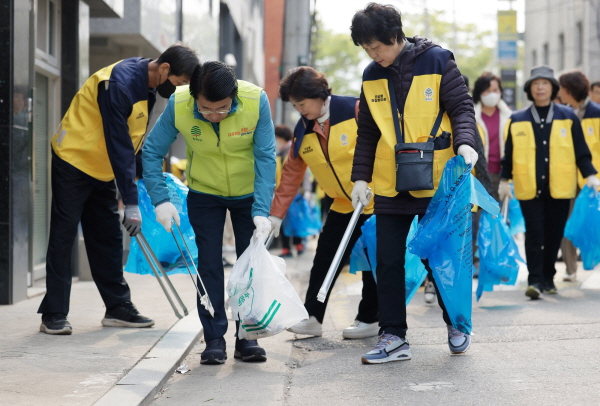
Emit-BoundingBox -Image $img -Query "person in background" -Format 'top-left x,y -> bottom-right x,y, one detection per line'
500,66 -> 599,299
275,124 -> 310,257
38,43 -> 198,335
590,81 -> 600,104
271,66 -> 379,340
350,3 -> 478,364
473,72 -> 512,202
557,69 -> 600,282
143,61 -> 276,365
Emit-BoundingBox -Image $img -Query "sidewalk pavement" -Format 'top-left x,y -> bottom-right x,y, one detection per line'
2,235 -> 600,406
0,271 -> 202,406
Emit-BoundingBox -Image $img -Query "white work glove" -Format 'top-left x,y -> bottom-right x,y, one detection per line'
586,175 -> 600,193
351,180 -> 370,209
253,215 -> 272,243
123,205 -> 143,236
457,144 -> 479,167
498,179 -> 513,202
269,215 -> 283,238
155,202 -> 180,233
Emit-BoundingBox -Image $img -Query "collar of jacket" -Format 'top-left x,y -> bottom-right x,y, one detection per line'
530,102 -> 554,124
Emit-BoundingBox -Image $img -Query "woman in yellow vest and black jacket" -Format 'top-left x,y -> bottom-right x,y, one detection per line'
499,66 -> 599,300
269,67 -> 379,340
557,69 -> 600,282
350,3 -> 479,364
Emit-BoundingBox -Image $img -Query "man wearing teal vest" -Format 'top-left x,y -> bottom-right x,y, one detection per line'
143,61 -> 276,365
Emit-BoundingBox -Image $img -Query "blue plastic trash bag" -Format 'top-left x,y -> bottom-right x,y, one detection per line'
124,173 -> 198,276
349,216 -> 427,305
408,156 -> 499,334
564,186 -> 600,270
282,194 -> 322,238
507,183 -> 526,236
476,211 -> 524,300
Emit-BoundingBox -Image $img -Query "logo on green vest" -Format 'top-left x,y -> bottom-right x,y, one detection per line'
191,125 -> 202,139
424,87 -> 433,102
372,94 -> 387,103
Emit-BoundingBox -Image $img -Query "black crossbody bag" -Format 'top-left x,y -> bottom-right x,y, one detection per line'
388,81 -> 450,192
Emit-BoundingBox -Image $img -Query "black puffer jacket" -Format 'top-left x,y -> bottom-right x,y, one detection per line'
352,36 -> 477,215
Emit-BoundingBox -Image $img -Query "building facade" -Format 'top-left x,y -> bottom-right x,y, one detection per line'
525,0 -> 600,82
0,0 -> 269,304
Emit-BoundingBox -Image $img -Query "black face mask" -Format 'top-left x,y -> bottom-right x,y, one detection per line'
157,77 -> 176,98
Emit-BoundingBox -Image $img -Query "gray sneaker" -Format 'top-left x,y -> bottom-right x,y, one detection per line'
361,333 -> 412,364
447,325 -> 471,354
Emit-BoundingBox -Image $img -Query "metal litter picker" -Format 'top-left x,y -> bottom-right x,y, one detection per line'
171,222 -> 215,317
317,189 -> 371,303
135,232 -> 189,319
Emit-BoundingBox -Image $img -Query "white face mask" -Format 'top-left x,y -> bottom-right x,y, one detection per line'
481,92 -> 501,107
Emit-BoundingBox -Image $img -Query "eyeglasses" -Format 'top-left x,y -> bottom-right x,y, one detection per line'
197,107 -> 231,115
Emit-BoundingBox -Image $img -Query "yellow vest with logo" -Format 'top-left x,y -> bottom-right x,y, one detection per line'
51,59 -> 149,181
174,81 -> 260,197
507,108 -> 577,200
294,95 -> 374,214
578,102 -> 600,188
361,48 -> 455,198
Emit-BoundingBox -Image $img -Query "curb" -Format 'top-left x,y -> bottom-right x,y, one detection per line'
94,312 -> 202,406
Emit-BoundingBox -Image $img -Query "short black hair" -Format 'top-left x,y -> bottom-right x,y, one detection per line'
591,81 -> 600,91
156,43 -> 198,78
279,66 -> 332,102
559,70 -> 590,103
275,125 -> 292,141
189,61 -> 238,102
472,72 -> 503,104
350,3 -> 405,46
525,80 -> 559,102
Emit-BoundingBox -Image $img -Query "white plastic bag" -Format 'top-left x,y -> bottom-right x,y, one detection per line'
227,237 -> 308,339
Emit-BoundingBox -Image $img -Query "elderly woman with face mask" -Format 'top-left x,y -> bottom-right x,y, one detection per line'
473,72 -> 512,201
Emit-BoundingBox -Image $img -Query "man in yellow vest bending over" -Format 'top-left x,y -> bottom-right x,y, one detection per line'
143,61 -> 276,365
38,43 -> 198,335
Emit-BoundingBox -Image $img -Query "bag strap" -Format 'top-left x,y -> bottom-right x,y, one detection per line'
386,75 -> 445,144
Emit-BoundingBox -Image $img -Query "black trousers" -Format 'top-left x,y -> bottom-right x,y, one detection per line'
519,191 -> 571,287
304,210 -> 379,324
187,192 -> 254,341
38,152 -> 130,316
376,213 -> 451,338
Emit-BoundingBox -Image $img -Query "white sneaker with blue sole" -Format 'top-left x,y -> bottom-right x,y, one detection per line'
361,333 -> 412,364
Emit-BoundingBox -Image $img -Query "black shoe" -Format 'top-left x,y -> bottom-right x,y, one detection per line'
101,302 -> 155,328
543,281 -> 558,294
525,284 -> 543,300
201,338 -> 227,365
234,338 -> 267,362
40,313 -> 72,335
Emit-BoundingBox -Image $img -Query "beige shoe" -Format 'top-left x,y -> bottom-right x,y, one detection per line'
563,273 -> 577,282
287,316 -> 322,336
342,320 -> 379,339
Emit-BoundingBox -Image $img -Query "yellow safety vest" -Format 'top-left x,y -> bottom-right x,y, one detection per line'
293,95 -> 374,214
51,59 -> 150,181
507,108 -> 577,199
579,102 -> 600,188
361,48 -> 455,198
174,81 -> 261,197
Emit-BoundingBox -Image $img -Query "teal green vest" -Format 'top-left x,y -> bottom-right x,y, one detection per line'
174,81 -> 261,196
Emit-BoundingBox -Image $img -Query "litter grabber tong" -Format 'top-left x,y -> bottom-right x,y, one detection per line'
501,196 -> 510,225
171,222 -> 215,317
317,188 -> 372,303
135,232 -> 189,319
